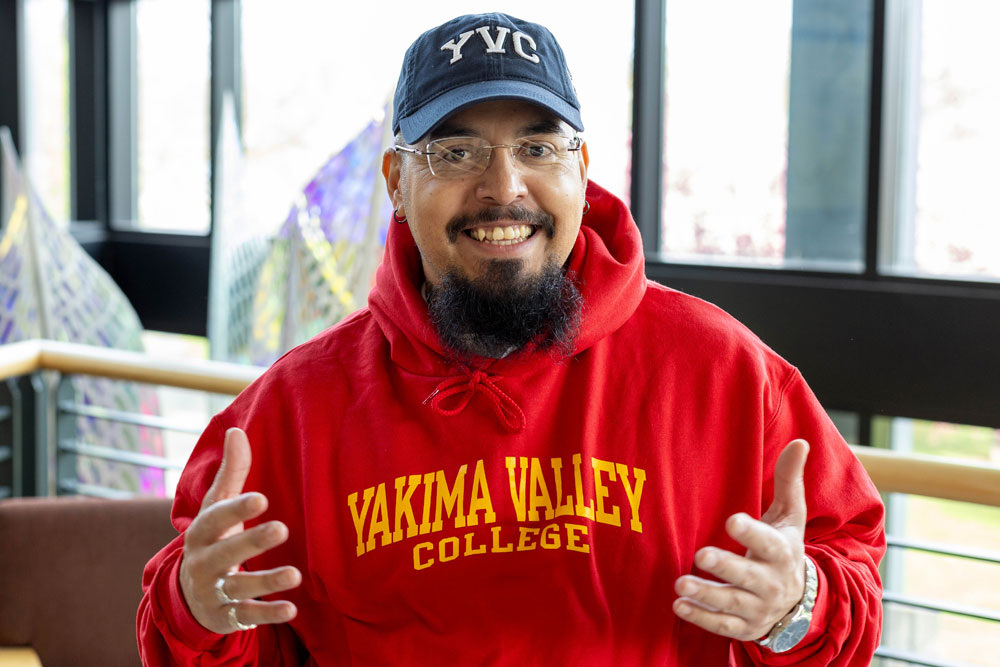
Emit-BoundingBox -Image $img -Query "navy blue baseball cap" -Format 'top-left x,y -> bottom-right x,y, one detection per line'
392,12 -> 584,144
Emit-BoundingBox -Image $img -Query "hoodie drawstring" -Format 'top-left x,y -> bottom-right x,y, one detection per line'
423,369 -> 526,433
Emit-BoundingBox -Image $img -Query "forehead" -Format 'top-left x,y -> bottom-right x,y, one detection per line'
428,100 -> 570,140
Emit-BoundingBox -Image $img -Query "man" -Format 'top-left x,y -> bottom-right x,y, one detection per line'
138,12 -> 884,666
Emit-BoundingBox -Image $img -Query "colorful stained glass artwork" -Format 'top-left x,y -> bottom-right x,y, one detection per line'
0,127 -> 164,496
210,101 -> 392,366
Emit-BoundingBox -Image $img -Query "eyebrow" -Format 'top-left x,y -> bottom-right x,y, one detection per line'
428,123 -> 476,141
425,117 -> 570,142
520,119 -> 567,136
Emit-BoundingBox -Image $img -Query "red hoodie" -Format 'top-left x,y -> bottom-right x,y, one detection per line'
138,182 -> 885,666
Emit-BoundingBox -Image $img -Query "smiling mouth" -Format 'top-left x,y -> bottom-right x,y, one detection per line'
464,224 -> 537,246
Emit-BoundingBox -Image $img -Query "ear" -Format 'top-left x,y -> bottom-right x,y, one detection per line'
578,141 -> 590,185
382,148 -> 405,214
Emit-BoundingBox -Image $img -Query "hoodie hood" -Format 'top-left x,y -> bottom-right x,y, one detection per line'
367,180 -> 646,429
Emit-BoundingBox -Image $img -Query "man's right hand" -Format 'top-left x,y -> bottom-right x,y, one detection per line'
179,427 -> 302,634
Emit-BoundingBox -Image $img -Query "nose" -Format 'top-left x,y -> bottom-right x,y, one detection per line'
474,146 -> 528,206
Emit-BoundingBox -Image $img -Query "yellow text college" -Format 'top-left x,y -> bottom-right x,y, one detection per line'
346,454 -> 647,570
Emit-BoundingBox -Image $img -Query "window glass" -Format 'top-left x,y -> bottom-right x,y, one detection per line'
875,417 -> 1000,662
240,2 -> 633,235
22,0 -> 70,223
827,409 -> 861,445
662,0 -> 872,271
881,0 -> 1000,280
119,0 -> 211,232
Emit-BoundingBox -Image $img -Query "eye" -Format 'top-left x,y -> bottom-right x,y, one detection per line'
432,139 -> 479,164
439,147 -> 470,163
519,140 -> 557,160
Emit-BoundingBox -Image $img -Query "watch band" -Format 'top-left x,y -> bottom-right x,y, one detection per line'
755,556 -> 818,653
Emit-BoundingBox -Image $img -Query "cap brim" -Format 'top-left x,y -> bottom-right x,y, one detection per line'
397,80 -> 584,144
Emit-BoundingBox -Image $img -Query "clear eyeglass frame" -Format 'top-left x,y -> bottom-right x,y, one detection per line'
393,135 -> 584,178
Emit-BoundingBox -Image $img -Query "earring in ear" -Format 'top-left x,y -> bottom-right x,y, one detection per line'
582,201 -> 591,215
393,208 -> 407,224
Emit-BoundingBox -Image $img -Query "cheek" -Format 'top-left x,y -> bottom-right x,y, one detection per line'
407,171 -> 465,217
555,221 -> 581,256
402,178 -> 467,266
553,192 -> 586,255
548,211 -> 582,260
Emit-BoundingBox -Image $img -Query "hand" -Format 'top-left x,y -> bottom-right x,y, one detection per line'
179,427 -> 302,634
673,439 -> 810,642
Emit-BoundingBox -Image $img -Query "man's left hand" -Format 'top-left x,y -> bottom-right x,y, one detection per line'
672,439 -> 811,642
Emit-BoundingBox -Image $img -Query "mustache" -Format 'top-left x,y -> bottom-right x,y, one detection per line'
446,206 -> 555,243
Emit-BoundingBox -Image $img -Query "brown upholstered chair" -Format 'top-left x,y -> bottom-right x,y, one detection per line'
0,496 -> 175,667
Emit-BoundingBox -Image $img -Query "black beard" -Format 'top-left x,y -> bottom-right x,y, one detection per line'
426,259 -> 583,361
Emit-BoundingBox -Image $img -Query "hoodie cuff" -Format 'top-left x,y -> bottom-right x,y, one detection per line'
153,546 -> 233,650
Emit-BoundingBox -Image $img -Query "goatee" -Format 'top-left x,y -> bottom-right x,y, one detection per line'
426,259 -> 583,361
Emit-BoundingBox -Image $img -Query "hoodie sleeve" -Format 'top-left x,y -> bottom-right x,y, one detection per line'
136,418 -> 306,666
731,370 -> 886,666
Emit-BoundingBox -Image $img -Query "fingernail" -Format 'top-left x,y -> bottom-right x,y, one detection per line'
731,514 -> 747,534
700,550 -> 717,568
676,602 -> 692,616
680,580 -> 697,596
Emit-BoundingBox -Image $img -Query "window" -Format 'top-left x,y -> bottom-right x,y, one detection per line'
661,0 -> 873,271
880,0 -> 1000,280
109,0 -> 211,233
22,0 -> 70,224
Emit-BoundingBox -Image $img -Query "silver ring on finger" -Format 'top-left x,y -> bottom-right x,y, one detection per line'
214,573 -> 240,606
228,605 -> 257,632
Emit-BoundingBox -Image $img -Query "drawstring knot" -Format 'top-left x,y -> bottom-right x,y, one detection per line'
423,368 -> 526,433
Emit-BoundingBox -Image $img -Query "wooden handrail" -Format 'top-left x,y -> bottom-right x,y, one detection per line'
0,339 -> 263,395
1,339 -> 998,507
850,446 -> 1000,508
0,341 -> 45,380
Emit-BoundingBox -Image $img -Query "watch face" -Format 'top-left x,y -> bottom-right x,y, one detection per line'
772,617 -> 811,653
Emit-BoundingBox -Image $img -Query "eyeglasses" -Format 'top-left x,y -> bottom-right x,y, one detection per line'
393,134 -> 583,179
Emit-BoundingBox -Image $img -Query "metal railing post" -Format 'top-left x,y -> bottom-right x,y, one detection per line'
13,373 -> 38,496
0,378 -> 15,498
55,375 -> 78,495
30,371 -> 55,496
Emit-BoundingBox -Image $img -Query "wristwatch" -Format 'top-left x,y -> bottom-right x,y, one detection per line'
755,556 -> 818,653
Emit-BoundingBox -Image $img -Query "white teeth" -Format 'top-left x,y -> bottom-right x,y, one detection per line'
468,224 -> 536,244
